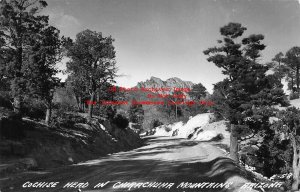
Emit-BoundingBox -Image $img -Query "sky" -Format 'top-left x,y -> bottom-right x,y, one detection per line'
43,0 -> 300,93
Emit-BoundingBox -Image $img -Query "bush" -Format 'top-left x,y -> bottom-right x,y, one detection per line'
0,115 -> 25,140
210,133 -> 224,141
165,126 -> 172,132
0,91 -> 12,109
112,114 -> 129,129
22,99 -> 46,120
152,119 -> 163,128
246,134 -> 292,178
289,92 -> 299,100
50,112 -> 86,129
94,105 -> 116,120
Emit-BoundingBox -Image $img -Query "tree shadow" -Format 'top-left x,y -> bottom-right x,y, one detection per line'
1,156 -> 252,192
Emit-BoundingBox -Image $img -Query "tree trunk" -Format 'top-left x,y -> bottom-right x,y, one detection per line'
292,77 -> 294,93
88,92 -> 95,121
291,136 -> 300,191
292,166 -> 300,191
82,100 -> 85,111
296,66 -> 299,92
175,105 -> 178,119
75,96 -> 81,112
45,105 -> 51,125
230,124 -> 239,162
13,96 -> 21,115
13,46 -> 23,115
80,97 -> 85,112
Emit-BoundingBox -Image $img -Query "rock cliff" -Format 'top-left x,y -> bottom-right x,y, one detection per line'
136,76 -> 194,94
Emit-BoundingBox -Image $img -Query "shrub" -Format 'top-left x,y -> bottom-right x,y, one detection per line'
165,126 -> 172,132
0,115 -> 25,140
22,99 -> 46,120
50,112 -> 86,129
289,92 -> 299,100
0,91 -> 12,109
112,114 -> 129,129
98,105 -> 117,120
210,133 -> 224,141
152,119 -> 163,128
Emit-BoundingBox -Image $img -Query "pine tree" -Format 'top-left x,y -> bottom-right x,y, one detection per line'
285,47 -> 300,93
65,73 -> 89,112
0,0 -> 48,115
273,107 -> 300,191
204,23 -> 286,162
65,29 -> 117,121
25,26 -> 62,124
129,98 -> 144,126
189,83 -> 207,100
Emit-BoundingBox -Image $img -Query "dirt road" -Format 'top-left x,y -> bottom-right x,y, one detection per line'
0,137 -> 258,192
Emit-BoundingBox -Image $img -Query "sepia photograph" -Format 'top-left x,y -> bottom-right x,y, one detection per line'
0,0 -> 300,191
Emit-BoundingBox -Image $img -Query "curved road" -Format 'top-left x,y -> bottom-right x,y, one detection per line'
1,137 -> 258,192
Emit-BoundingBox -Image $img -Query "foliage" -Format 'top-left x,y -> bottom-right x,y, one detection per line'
285,47 -> 300,92
151,119 -> 163,128
204,22 -> 286,161
211,79 -> 230,120
272,107 -> 300,190
50,111 -> 87,129
270,47 -> 300,93
0,0 -> 49,113
22,98 -> 46,120
189,83 -> 207,100
0,91 -> 12,109
53,84 -> 77,106
112,114 -> 129,130
64,29 -> 117,120
105,106 -> 117,119
0,114 -> 25,140
255,136 -> 292,177
25,26 -> 62,107
65,73 -> 89,112
129,98 -> 144,125
289,92 -> 299,100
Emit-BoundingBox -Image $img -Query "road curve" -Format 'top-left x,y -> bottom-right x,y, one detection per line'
0,137 -> 258,192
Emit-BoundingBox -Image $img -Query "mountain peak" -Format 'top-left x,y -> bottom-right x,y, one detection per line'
149,76 -> 164,84
136,77 -> 194,92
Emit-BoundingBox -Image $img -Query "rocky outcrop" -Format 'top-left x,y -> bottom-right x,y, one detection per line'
165,77 -> 193,89
136,76 -> 194,94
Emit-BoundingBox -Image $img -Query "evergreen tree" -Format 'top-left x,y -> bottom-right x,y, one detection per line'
0,0 -> 48,115
273,107 -> 300,191
204,23 -> 286,162
211,79 -> 230,120
285,47 -> 300,93
189,83 -> 207,100
26,26 -> 62,124
65,73 -> 89,112
268,52 -> 286,80
65,29 -> 117,121
129,98 -> 144,126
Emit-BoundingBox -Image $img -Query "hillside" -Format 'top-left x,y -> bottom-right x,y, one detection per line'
0,113 -> 143,177
144,113 -> 227,141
